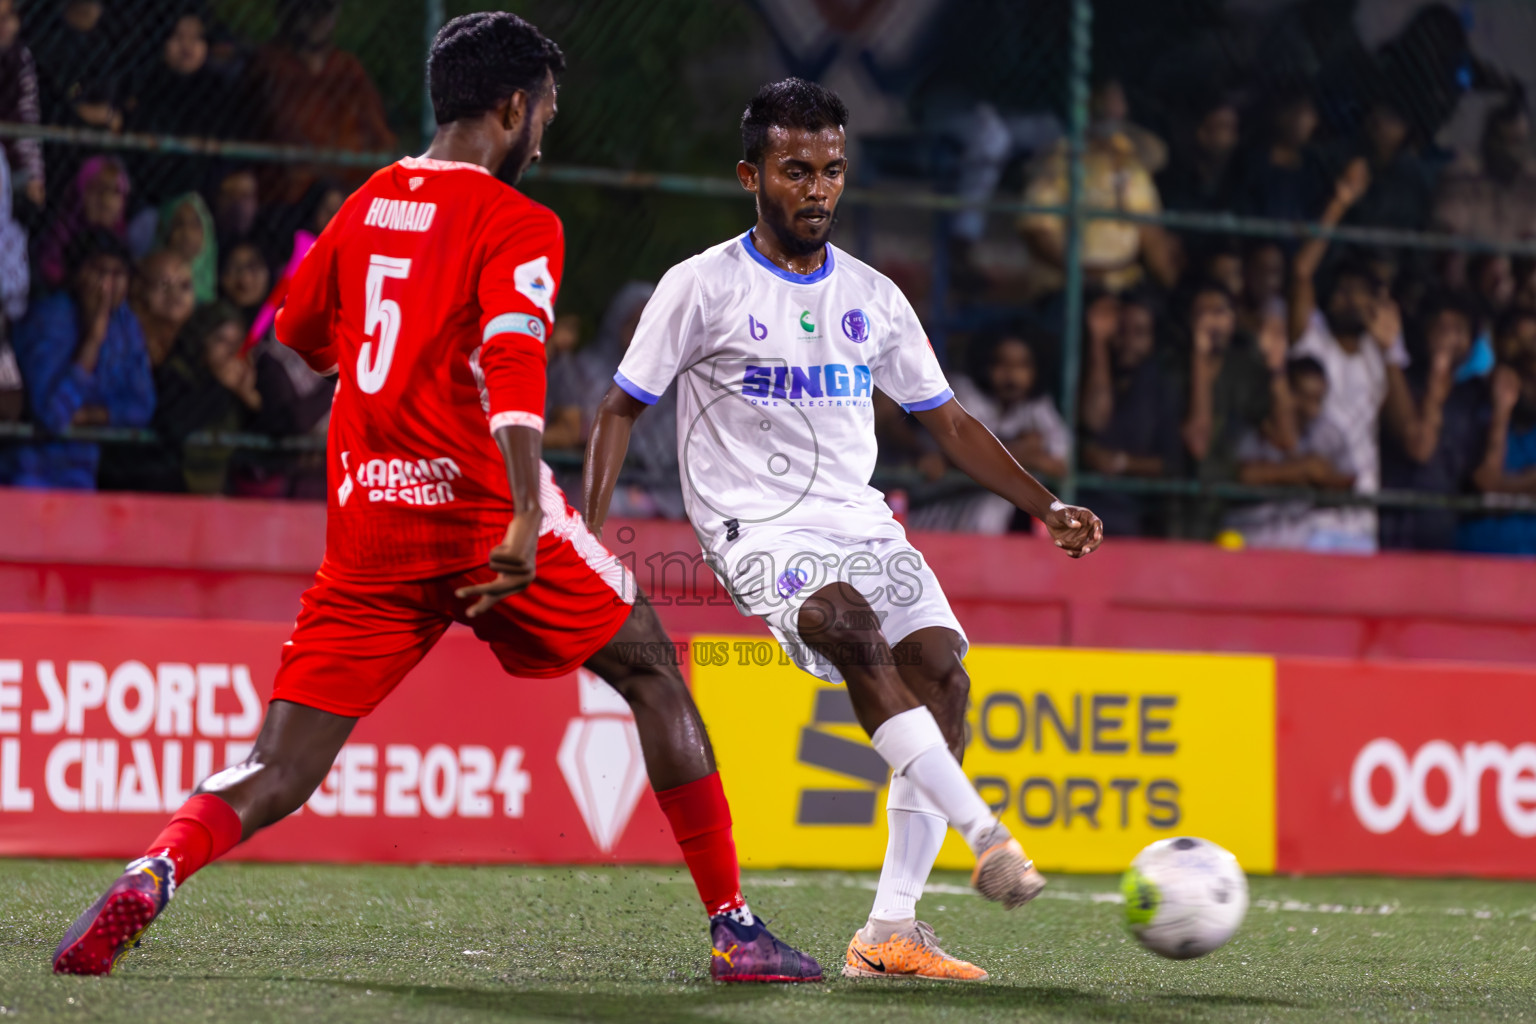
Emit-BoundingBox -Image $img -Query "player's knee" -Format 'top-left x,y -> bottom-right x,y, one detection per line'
195,758 -> 328,829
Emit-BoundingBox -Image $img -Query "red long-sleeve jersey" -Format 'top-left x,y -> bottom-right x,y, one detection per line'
276,155 -> 559,582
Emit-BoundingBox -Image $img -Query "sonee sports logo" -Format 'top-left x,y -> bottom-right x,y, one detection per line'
796,688 -> 887,825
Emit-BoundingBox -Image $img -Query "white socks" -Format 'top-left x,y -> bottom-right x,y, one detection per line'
720,903 -> 756,926
863,773 -> 946,940
869,707 -> 1000,854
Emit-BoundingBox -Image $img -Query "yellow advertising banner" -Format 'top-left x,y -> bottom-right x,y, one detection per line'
691,637 -> 1275,874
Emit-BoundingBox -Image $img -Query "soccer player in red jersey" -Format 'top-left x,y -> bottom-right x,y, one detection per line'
53,13 -> 819,984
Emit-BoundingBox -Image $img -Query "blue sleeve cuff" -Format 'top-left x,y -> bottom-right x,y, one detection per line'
900,387 -> 954,414
613,370 -> 662,405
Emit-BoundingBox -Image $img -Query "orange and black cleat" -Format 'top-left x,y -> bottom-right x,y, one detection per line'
53,855 -> 176,976
843,920 -> 989,981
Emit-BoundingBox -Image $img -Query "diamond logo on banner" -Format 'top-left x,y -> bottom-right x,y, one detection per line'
557,670 -> 648,853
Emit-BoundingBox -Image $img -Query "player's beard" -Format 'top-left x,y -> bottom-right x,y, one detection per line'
761,198 -> 836,258
496,117 -> 538,186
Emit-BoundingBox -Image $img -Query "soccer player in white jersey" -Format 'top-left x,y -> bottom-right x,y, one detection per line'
584,79 -> 1103,981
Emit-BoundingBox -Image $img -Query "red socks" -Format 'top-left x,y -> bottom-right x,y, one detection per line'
144,794 -> 245,884
656,772 -> 745,917
148,784 -> 739,910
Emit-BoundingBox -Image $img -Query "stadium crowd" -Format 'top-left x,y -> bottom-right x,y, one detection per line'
0,0 -> 380,498
0,0 -> 1533,557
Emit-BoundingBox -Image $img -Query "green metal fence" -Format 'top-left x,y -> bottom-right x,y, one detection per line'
6,0 -> 1536,526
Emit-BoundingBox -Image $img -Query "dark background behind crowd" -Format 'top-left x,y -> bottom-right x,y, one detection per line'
1,0 -> 1535,558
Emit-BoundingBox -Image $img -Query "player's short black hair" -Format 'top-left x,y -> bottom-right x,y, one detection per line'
740,78 -> 848,165
428,12 -> 565,126
67,228 -> 130,280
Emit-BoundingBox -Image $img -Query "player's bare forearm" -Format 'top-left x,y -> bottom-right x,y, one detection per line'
914,399 -> 1102,556
583,384 -> 647,536
495,423 -> 544,519
916,401 -> 1056,517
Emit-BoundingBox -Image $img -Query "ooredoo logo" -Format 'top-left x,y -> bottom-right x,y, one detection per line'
1350,738 -> 1536,837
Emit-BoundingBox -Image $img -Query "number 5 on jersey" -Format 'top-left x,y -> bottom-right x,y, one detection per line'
359,255 -> 411,394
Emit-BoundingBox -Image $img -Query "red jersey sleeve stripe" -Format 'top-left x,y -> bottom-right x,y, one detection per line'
489,410 -> 545,433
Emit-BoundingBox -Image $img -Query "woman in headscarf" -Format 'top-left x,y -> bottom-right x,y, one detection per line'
154,193 -> 217,304
37,154 -> 128,290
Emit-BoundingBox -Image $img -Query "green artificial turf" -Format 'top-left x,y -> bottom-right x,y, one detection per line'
3,860 -> 1535,1022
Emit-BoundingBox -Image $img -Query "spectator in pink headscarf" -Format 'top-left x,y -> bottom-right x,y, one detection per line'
37,155 -> 128,290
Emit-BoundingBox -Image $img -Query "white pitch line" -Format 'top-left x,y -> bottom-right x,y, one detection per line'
661,873 -> 1523,920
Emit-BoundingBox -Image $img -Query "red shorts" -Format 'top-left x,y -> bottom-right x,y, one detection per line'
271,523 -> 635,718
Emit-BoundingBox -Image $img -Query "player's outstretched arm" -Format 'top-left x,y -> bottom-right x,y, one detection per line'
582,384 -> 649,537
455,424 -> 544,617
913,398 -> 1103,557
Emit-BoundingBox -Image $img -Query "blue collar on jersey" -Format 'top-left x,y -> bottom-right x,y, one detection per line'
740,230 -> 835,284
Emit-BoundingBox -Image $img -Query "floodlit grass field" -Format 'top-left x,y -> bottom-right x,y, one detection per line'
4,861 -> 1535,1022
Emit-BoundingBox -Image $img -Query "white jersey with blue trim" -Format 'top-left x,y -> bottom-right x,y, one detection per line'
614,230 -> 954,546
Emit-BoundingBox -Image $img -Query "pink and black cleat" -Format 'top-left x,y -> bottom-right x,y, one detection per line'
709,911 -> 822,983
53,855 -> 176,976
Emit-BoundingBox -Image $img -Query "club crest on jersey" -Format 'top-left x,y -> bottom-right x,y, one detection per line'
409,176 -> 424,191
841,308 -> 870,343
776,566 -> 810,599
514,256 -> 557,321
748,315 -> 768,341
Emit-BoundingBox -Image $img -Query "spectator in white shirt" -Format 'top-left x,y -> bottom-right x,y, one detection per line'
1288,159 -> 1411,551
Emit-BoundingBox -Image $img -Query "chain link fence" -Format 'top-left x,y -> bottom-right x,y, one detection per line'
1,0 -> 1534,554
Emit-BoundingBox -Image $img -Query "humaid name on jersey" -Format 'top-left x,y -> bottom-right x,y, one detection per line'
362,198 -> 438,233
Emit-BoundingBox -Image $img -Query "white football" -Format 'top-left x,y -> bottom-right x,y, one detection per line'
1121,836 -> 1249,959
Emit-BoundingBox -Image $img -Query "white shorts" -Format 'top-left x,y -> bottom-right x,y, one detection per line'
708,523 -> 968,683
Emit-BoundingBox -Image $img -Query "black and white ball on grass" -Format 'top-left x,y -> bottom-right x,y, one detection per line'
1121,836 -> 1248,959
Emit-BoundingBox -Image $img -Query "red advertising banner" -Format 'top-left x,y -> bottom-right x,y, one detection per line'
1277,657 -> 1536,877
0,614 -> 681,864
